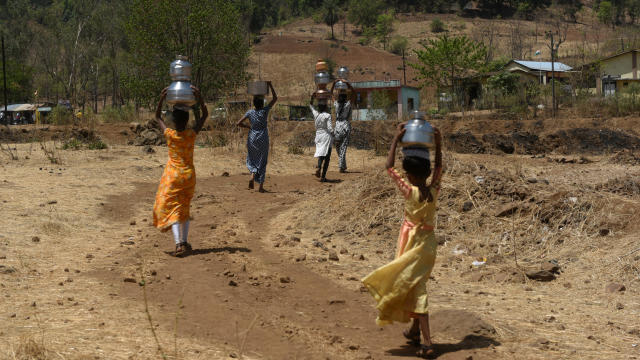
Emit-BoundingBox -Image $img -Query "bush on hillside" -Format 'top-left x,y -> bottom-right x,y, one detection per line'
430,19 -> 446,33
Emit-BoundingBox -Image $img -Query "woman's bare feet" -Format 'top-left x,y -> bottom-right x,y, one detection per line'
403,318 -> 421,345
315,168 -> 321,178
258,184 -> 266,193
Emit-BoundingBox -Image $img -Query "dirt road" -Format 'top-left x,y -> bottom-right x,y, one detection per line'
101,173 -> 497,360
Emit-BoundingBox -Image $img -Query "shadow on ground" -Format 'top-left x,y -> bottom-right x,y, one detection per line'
387,335 -> 500,358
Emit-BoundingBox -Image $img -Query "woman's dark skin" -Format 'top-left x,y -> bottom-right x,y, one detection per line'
155,85 -> 208,133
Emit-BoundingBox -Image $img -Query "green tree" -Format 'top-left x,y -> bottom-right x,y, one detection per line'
487,71 -> 520,95
125,0 -> 250,107
430,19 -> 446,33
390,35 -> 409,55
323,0 -> 341,39
598,1 -> 615,26
348,0 -> 385,30
410,34 -> 487,90
375,11 -> 394,50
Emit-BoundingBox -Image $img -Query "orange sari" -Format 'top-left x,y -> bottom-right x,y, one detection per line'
153,128 -> 196,231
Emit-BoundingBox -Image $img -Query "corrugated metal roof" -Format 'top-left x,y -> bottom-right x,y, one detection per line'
352,80 -> 402,89
513,60 -> 572,72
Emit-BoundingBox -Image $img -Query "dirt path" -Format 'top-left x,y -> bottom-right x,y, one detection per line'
98,173 -> 499,360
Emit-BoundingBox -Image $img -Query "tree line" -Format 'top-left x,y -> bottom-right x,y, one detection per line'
0,0 -> 635,112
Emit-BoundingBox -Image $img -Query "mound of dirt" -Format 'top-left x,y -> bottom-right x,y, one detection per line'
447,131 -> 486,154
545,128 -> 640,154
448,128 -> 640,155
609,149 -> 640,165
596,176 -> 640,197
430,310 -> 497,339
129,121 -> 165,146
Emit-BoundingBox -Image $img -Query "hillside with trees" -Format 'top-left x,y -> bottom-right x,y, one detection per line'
1,0 -> 640,112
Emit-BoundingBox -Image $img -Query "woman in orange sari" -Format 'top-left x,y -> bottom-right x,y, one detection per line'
152,86 -> 208,256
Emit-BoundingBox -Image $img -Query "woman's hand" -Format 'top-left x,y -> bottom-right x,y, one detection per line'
191,85 -> 202,101
160,87 -> 168,99
394,122 -> 407,140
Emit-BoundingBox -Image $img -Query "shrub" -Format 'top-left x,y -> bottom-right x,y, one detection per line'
430,19 -> 446,33
287,143 -> 305,155
389,35 -> 409,55
50,106 -> 73,125
62,138 -> 83,150
88,140 -> 108,150
102,104 -> 137,123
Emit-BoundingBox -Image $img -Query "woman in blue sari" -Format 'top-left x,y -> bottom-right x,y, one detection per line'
236,82 -> 278,192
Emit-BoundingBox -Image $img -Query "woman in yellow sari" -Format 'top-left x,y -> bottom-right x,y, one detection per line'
152,86 -> 208,256
362,123 -> 442,358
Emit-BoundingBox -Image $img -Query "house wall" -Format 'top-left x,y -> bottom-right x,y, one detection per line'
601,52 -> 637,79
400,87 -> 421,119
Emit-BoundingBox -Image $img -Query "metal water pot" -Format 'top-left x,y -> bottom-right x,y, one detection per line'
248,81 -> 269,95
167,55 -> 196,107
334,80 -> 348,91
337,66 -> 349,80
314,71 -> 331,85
400,110 -> 434,148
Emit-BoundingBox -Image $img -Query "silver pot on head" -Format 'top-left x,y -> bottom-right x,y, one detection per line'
400,110 -> 434,149
167,55 -> 196,107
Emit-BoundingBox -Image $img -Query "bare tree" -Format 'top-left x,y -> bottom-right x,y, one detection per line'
545,19 -> 568,117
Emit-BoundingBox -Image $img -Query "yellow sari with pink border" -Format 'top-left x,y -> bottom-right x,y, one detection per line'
362,167 -> 440,326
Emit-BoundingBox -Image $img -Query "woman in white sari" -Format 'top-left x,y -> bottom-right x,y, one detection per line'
310,93 -> 333,182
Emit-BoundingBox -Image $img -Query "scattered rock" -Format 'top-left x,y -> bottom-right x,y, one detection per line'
279,276 -> 291,284
295,254 -> 306,262
142,145 -> 155,154
541,261 -> 561,274
47,200 -> 57,205
221,172 -> 230,177
0,265 -> 17,274
495,202 -> 523,217
328,250 -> 339,261
228,280 -> 238,287
462,201 -> 473,212
525,270 -> 556,282
130,220 -> 136,226
312,240 -> 327,251
329,299 -> 346,305
31,236 -> 40,243
470,272 -> 484,282
339,248 -> 348,254
616,302 -> 624,310
526,177 -> 538,184
86,254 -> 94,259
605,283 -> 626,293
599,229 -> 610,236
121,240 -> 135,245
556,324 -> 566,331
358,254 -> 366,261
123,277 -> 136,283
348,344 -> 360,351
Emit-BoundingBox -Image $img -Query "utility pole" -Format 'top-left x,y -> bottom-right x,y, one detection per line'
402,49 -> 407,85
2,34 -> 8,124
549,32 -> 556,119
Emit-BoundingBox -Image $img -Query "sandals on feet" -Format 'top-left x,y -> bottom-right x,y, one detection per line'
315,169 -> 321,178
416,344 -> 435,359
183,242 -> 193,252
173,244 -> 186,257
403,329 -> 421,346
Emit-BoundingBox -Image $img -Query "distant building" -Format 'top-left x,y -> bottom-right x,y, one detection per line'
592,49 -> 640,96
504,60 -> 573,84
350,80 -> 420,120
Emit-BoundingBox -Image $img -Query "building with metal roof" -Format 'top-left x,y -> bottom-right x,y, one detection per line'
350,80 -> 420,120
505,60 -> 573,84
